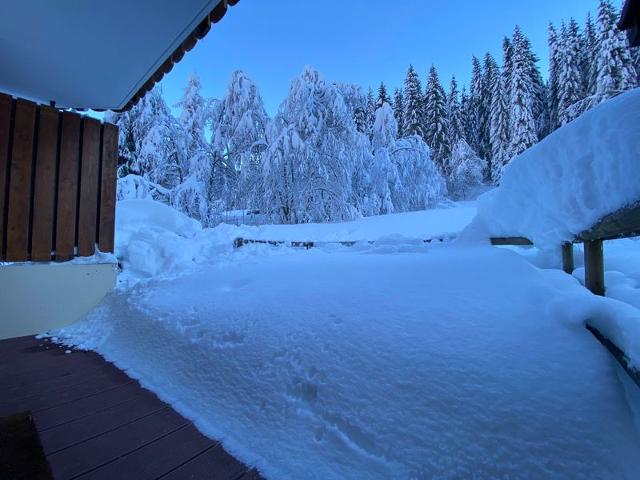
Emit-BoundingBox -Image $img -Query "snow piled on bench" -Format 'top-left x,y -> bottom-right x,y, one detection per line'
477,88 -> 640,248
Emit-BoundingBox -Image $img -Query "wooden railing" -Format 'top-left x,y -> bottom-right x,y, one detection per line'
0,93 -> 118,262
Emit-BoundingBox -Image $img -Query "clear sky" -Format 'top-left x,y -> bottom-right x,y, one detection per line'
159,0 -> 603,116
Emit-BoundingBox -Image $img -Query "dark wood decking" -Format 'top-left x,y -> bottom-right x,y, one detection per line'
0,335 -> 262,480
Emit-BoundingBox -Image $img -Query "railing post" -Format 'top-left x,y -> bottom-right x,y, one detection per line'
561,242 -> 574,274
584,240 -> 605,295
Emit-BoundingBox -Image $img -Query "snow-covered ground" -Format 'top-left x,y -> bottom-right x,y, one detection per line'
51,198 -> 640,479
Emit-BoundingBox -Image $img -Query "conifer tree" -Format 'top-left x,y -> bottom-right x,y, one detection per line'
507,26 -> 538,159
377,82 -> 391,107
547,23 -> 561,131
489,73 -> 510,183
392,88 -> 405,137
423,65 -> 450,172
468,56 -> 484,157
447,76 -> 465,147
402,65 -> 425,138
582,12 -> 599,96
366,87 -> 377,136
594,0 -> 637,101
482,53 -> 499,176
557,19 -> 585,125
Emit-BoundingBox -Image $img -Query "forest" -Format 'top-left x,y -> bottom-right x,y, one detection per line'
108,0 -> 639,226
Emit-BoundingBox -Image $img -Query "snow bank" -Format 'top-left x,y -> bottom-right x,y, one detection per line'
477,88 -> 640,248
55,239 -> 640,479
113,199 -> 477,285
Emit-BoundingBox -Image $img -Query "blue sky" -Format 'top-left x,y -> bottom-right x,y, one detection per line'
159,0 -> 603,116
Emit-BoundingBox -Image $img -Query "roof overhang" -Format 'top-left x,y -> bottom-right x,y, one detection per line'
619,0 -> 640,47
0,0 -> 238,111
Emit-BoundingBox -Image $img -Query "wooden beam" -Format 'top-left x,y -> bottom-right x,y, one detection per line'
55,112 -> 81,261
97,123 -> 118,253
5,100 -> 36,262
31,106 -> 59,261
579,201 -> 640,242
0,93 -> 12,261
587,324 -> 640,388
77,118 -> 101,257
561,242 -> 574,274
490,237 -> 533,246
584,239 -> 605,295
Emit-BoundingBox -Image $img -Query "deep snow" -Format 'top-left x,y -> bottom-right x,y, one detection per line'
477,88 -> 640,249
51,199 -> 640,479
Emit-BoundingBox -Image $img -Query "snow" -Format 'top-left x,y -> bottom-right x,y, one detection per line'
477,88 -> 640,248
50,198 -> 640,479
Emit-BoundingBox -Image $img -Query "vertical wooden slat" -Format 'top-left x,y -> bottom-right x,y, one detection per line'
77,118 -> 101,257
584,240 -> 605,296
31,106 -> 59,261
561,242 -> 574,274
6,99 -> 36,261
0,93 -> 12,261
55,112 -> 81,261
98,123 -> 118,253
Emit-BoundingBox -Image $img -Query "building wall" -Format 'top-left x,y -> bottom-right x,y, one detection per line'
0,262 -> 117,340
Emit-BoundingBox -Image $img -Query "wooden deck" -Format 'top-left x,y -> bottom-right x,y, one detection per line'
0,335 -> 262,480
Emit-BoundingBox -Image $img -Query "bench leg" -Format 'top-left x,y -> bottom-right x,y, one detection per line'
561,243 -> 574,274
584,240 -> 605,296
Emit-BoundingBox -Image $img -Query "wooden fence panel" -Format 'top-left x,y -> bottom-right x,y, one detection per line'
0,94 -> 118,262
5,100 -> 36,261
31,106 -> 59,261
98,123 -> 118,253
77,118 -> 101,256
55,112 -> 81,261
0,93 -> 11,261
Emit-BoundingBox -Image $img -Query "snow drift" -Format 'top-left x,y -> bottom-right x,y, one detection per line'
477,88 -> 640,248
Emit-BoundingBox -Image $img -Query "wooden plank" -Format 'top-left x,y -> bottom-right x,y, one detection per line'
584,239 -> 605,296
561,242 -> 574,274
0,93 -> 12,261
31,106 -> 59,261
55,112 -> 81,261
5,99 -> 36,261
489,236 -> 533,246
579,201 -> 640,242
98,123 -> 117,253
586,325 -> 640,388
47,408 -> 187,479
77,118 -> 101,256
85,424 -> 215,480
160,443 -> 248,480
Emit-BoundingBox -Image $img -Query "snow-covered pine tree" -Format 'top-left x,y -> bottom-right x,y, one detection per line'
468,56 -> 485,157
337,82 -> 369,134
447,76 -> 465,149
172,73 -> 212,222
557,19 -> 585,125
582,12 -> 599,97
366,87 -> 377,137
446,139 -> 485,200
460,85 -> 473,146
489,72 -> 510,183
119,86 -> 182,191
507,26 -> 538,159
501,36 -> 514,103
209,70 -> 269,218
423,65 -> 450,173
392,88 -> 405,137
482,53 -> 499,177
377,82 -> 391,108
594,0 -> 637,102
547,23 -> 561,131
402,65 -> 425,138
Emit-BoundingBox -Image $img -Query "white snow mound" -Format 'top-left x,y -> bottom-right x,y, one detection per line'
477,88 -> 640,248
